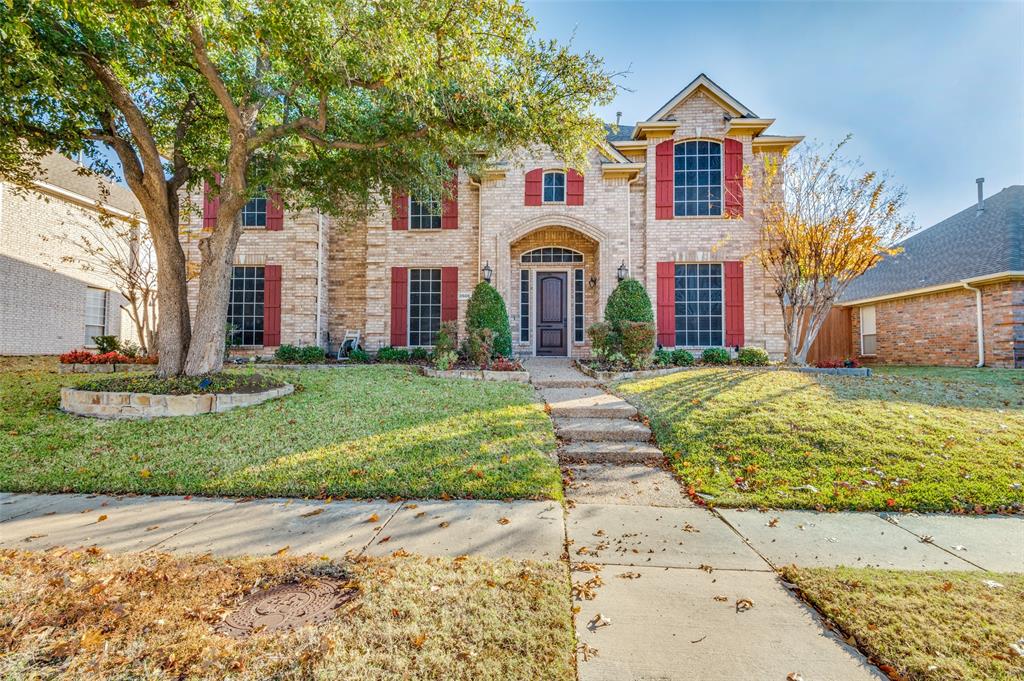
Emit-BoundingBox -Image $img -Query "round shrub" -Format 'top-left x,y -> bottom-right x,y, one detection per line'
604,279 -> 654,328
619,321 -> 655,370
410,347 -> 430,361
377,346 -> 411,363
671,349 -> 695,366
701,347 -> 731,365
586,322 -> 618,359
348,348 -> 370,363
653,348 -> 673,366
736,346 -> 769,366
466,282 -> 512,357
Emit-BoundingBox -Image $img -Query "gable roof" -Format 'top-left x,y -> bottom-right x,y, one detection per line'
839,185 -> 1024,303
36,152 -> 142,216
646,73 -> 757,122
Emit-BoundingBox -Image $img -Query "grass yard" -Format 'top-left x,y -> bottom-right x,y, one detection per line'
616,366 -> 1024,511
0,356 -> 560,501
0,548 -> 575,680
782,566 -> 1024,681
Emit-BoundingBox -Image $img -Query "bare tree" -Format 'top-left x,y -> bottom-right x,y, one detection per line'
756,136 -> 913,365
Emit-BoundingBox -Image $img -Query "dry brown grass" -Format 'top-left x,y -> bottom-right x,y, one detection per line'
783,566 -> 1024,681
0,548 -> 575,680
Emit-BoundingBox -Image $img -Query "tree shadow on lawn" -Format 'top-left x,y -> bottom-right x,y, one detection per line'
0,365 -> 561,501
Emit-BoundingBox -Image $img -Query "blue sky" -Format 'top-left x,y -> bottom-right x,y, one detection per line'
527,0 -> 1024,228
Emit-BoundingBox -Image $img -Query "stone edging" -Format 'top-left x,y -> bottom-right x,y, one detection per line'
60,384 -> 294,419
419,367 -> 530,383
574,361 -> 691,382
59,363 -> 151,374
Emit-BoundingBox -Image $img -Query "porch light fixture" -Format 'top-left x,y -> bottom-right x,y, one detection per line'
588,274 -> 597,289
481,261 -> 493,284
617,261 -> 628,282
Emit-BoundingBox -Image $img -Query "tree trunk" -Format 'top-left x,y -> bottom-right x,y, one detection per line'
149,214 -> 191,378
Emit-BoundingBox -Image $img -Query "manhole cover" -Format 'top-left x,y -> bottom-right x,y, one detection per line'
217,578 -> 358,638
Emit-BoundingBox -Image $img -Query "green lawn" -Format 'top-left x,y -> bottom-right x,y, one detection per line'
0,356 -> 560,500
783,566 -> 1024,681
615,366 -> 1024,511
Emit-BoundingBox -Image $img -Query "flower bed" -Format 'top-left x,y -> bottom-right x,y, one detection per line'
62,373 -> 292,419
59,350 -> 158,374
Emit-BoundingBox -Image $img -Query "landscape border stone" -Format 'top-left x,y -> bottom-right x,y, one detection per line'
574,361 -> 689,382
59,363 -> 150,374
59,383 -> 294,419
420,367 -> 530,383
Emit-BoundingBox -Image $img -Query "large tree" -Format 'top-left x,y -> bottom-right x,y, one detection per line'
755,137 -> 912,365
0,0 -> 615,376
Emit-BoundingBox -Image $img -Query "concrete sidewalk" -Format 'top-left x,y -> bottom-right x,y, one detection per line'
0,492 -> 564,561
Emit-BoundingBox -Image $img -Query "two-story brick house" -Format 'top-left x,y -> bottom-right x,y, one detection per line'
182,74 -> 802,358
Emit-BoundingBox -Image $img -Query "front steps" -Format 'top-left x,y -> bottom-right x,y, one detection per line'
539,387 -> 637,419
560,441 -> 665,464
553,416 -> 651,443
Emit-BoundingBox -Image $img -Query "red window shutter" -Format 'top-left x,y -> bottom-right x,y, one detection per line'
724,138 -> 744,217
656,261 -> 676,347
655,139 -> 674,219
524,168 -> 543,206
391,190 -> 409,230
724,260 -> 745,347
566,169 -> 584,206
441,267 -> 458,322
263,264 -> 282,346
266,191 -> 284,231
441,168 -> 459,229
202,179 -> 220,231
390,267 -> 408,346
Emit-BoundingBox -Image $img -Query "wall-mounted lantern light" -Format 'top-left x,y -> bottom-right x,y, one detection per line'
588,274 -> 597,289
481,261 -> 493,284
617,261 -> 629,282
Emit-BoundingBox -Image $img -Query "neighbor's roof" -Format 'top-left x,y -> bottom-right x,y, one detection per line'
839,185 -> 1024,303
36,152 -> 142,216
604,123 -> 635,142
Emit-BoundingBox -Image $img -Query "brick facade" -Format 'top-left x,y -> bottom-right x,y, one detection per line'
848,280 -> 1024,368
181,76 -> 799,359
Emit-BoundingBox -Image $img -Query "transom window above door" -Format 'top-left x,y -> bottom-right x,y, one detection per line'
521,247 -> 583,264
543,171 -> 565,203
674,140 -> 722,217
409,195 -> 441,230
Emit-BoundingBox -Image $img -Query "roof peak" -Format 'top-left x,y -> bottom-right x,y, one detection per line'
646,74 -> 757,122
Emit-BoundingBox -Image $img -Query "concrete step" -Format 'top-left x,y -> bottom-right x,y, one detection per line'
554,417 -> 651,443
540,387 -> 637,418
531,376 -> 600,389
559,441 -> 664,464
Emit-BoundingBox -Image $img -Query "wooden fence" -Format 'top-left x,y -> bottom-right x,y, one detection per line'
805,306 -> 853,365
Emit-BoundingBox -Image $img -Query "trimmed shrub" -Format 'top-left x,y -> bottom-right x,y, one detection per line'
466,282 -> 512,357
349,348 -> 370,363
410,347 -> 430,361
653,348 -> 673,367
92,335 -> 120,354
84,351 -> 132,364
604,279 -> 654,328
736,346 -> 770,366
434,321 -> 458,358
275,345 -> 325,364
433,351 -> 458,371
671,349 -> 695,367
586,322 -> 618,359
59,350 -> 94,364
619,321 -> 655,370
461,327 -> 495,368
701,347 -> 731,365
377,346 -> 411,363
298,346 -> 326,363
274,345 -> 302,362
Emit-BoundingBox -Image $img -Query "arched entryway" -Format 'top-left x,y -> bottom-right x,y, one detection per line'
509,226 -> 600,357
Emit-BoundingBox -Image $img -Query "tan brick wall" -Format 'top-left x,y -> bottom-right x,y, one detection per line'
848,281 -> 1024,368
0,182 -> 128,354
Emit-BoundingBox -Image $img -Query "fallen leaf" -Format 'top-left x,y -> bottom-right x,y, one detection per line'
274,545 -> 290,556
587,612 -> 611,630
145,525 -> 159,531
366,513 -> 379,523
96,514 -> 108,523
139,469 -> 152,478
713,595 -> 728,602
787,674 -> 805,681
690,635 -> 707,644
497,517 -> 510,525
410,633 -> 427,648
616,572 -> 641,579
439,521 -> 450,528
80,628 -> 105,650
767,517 -> 779,528
377,536 -> 391,544
300,508 -> 324,518
392,549 -> 411,558
735,598 -> 754,612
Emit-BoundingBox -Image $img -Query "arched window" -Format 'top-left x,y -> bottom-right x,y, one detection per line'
674,140 -> 722,217
543,171 -> 565,203
520,247 -> 583,264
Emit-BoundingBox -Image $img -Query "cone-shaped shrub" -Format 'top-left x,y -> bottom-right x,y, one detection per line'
465,282 -> 512,357
604,279 -> 654,328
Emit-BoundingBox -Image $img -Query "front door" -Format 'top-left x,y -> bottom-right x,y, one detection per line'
535,271 -> 567,356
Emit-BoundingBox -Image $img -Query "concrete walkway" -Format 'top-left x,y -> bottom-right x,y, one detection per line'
524,358 -> 888,681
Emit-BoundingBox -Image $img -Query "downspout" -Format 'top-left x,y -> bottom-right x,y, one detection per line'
625,173 -> 639,277
961,281 -> 984,367
316,210 -> 324,348
469,176 -> 482,282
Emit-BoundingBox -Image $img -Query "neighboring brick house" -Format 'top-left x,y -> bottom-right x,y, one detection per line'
838,182 -> 1023,368
182,74 -> 803,358
0,153 -> 146,355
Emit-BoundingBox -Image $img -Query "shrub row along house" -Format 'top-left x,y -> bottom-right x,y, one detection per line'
0,153 -> 150,355
182,74 -> 802,359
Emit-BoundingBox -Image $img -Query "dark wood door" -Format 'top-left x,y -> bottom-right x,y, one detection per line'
535,272 -> 567,356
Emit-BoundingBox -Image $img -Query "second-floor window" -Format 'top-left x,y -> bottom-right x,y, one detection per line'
543,171 -> 565,203
241,193 -> 267,228
674,141 -> 722,217
409,196 -> 441,230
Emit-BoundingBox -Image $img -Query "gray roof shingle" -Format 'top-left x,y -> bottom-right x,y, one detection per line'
840,185 -> 1024,302
604,123 -> 635,141
38,152 -> 142,215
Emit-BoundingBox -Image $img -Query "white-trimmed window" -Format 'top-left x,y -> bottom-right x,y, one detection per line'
409,268 -> 442,346
674,140 -> 722,217
520,269 -> 530,343
409,195 -> 441,230
674,263 -> 723,347
573,268 -> 584,343
228,266 -> 265,346
543,171 -> 565,203
860,306 -> 877,356
85,287 -> 107,346
241,193 -> 267,228
520,247 -> 583,264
